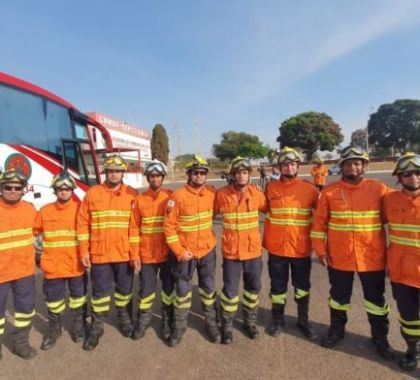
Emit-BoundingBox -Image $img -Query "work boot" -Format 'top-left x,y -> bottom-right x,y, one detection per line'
70,305 -> 87,343
12,326 -> 37,359
321,308 -> 347,348
296,297 -> 318,341
83,312 -> 105,351
202,303 -> 221,344
0,336 -> 3,360
168,308 -> 188,347
132,309 -> 153,340
116,301 -> 134,338
243,306 -> 259,340
399,332 -> 418,371
161,304 -> 173,341
368,314 -> 395,361
221,310 -> 235,345
41,311 -> 62,350
268,304 -> 285,337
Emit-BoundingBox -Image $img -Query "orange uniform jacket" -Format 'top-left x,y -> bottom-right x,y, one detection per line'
311,165 -> 328,186
0,199 -> 36,283
164,184 -> 216,261
263,178 -> 318,258
383,191 -> 420,289
215,184 -> 267,261
311,178 -> 389,272
129,187 -> 172,264
34,199 -> 84,279
77,183 -> 137,264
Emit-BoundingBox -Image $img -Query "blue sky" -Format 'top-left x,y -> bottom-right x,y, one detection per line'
2,0 -> 420,157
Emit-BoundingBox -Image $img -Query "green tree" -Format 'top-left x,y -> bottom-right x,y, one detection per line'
351,128 -> 367,150
277,112 -> 343,160
213,131 -> 268,161
151,124 -> 169,164
368,99 -> 420,153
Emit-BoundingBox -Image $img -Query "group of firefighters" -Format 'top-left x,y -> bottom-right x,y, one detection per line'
0,145 -> 418,372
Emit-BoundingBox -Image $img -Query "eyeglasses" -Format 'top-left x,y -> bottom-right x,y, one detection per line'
3,185 -> 23,191
191,170 -> 207,176
56,187 -> 73,192
401,171 -> 420,178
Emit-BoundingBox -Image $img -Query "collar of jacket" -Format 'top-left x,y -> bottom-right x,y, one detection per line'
0,197 -> 24,209
339,177 -> 366,190
54,198 -> 76,210
280,177 -> 299,186
228,184 -> 254,200
101,182 -> 125,195
185,183 -> 208,196
144,187 -> 169,199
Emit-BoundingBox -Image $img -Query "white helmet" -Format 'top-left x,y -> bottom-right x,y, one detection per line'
144,159 -> 167,176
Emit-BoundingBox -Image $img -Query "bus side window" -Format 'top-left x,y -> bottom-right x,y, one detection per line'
63,140 -> 89,184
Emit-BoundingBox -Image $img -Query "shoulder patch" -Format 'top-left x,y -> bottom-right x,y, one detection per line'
166,199 -> 176,213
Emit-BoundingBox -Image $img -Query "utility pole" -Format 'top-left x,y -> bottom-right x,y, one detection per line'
193,117 -> 201,155
172,119 -> 181,158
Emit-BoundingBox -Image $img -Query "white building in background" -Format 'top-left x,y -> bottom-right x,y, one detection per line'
87,112 -> 152,188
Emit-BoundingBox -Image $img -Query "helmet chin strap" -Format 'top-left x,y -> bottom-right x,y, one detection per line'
402,183 -> 420,192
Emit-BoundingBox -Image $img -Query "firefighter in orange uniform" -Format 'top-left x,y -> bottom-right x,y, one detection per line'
215,157 -> 267,344
383,153 -> 420,371
311,145 -> 394,360
263,147 -> 318,340
129,160 -> 174,342
164,155 -> 220,347
311,157 -> 328,191
0,170 -> 37,360
34,173 -> 87,351
77,154 -> 137,351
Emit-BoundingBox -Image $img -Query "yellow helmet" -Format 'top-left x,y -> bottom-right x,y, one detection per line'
392,152 -> 420,175
104,154 -> 128,171
338,145 -> 369,166
314,157 -> 324,164
229,156 -> 252,174
51,172 -> 76,189
185,155 -> 209,173
278,147 -> 301,164
0,169 -> 28,186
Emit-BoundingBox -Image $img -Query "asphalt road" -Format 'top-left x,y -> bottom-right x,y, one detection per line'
2,172 -> 418,379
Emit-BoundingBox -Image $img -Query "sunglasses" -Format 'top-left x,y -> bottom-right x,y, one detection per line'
401,171 -> 420,178
56,187 -> 73,192
191,170 -> 207,176
3,185 -> 23,191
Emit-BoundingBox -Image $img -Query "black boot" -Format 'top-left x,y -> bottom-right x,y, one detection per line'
161,304 -> 173,341
83,312 -> 105,351
296,297 -> 318,341
268,304 -> 285,337
132,309 -> 153,340
221,310 -> 235,344
41,311 -> 62,350
0,335 -> 3,360
116,301 -> 134,338
202,303 -> 221,344
368,314 -> 395,361
71,305 -> 87,343
169,308 -> 188,347
399,332 -> 418,371
12,326 -> 37,359
321,308 -> 347,348
243,306 -> 259,339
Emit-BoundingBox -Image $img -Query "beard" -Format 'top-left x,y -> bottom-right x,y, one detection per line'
402,183 -> 420,192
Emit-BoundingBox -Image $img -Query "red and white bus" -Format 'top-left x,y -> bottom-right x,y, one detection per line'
0,72 -> 113,209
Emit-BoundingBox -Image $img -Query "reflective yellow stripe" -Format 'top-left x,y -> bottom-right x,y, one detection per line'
77,233 -> 90,241
310,231 -> 326,239
0,317 -> 5,325
166,235 -> 179,243
91,222 -> 129,229
179,211 -> 213,222
364,300 -> 390,316
328,222 -> 381,232
0,228 -> 32,240
390,223 -> 420,233
179,222 -> 212,232
221,292 -> 239,312
222,221 -> 259,230
14,320 -> 32,328
46,300 -> 65,309
221,303 -> 238,312
270,208 -> 311,215
115,292 -> 133,307
15,310 -> 36,319
242,298 -> 258,309
0,238 -> 34,251
174,292 -> 192,309
92,304 -> 110,313
270,293 -> 287,305
330,210 -> 380,218
401,326 -> 420,336
129,236 -> 141,243
0,328 -> 4,335
91,296 -> 111,305
221,293 -> 239,304
223,211 -> 259,219
295,288 -> 309,299
139,293 -> 156,310
390,235 -> 420,249
142,216 -> 164,223
175,292 -> 192,303
400,318 -> 420,326
47,303 -> 66,314
141,226 -> 164,234
244,290 -> 258,300
161,291 -> 175,305
43,241 -> 78,248
329,298 -> 350,311
43,230 -> 77,238
268,217 -> 310,226
69,295 -> 87,309
91,210 -> 131,217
